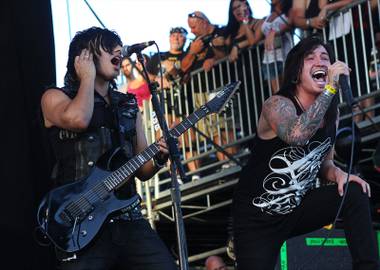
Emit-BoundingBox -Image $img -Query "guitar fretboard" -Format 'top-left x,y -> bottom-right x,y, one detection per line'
102,106 -> 208,191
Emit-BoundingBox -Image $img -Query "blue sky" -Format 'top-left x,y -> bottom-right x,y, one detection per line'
51,0 -> 270,86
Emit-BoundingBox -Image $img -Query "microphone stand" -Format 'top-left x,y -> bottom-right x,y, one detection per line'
136,52 -> 189,270
182,120 -> 243,167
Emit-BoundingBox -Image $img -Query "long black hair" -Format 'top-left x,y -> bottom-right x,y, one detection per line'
224,0 -> 253,41
278,35 -> 339,126
64,27 -> 122,91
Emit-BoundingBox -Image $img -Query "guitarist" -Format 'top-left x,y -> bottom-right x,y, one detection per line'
41,27 -> 177,270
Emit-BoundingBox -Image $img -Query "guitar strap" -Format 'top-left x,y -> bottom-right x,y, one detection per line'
109,88 -> 139,159
108,88 -> 141,200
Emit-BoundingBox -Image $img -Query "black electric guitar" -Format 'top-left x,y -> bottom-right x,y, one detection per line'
37,81 -> 240,253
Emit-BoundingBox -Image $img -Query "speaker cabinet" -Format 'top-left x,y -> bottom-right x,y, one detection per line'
275,228 -> 380,270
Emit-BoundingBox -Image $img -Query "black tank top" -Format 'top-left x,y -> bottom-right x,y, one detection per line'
233,96 -> 336,216
305,0 -> 321,19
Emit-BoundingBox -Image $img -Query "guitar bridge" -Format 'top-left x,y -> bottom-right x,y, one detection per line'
59,210 -> 73,225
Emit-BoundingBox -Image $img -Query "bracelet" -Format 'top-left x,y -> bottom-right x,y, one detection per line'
306,18 -> 311,28
324,84 -> 337,95
233,43 -> 240,52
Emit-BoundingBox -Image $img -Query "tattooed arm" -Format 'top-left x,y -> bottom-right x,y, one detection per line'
262,92 -> 335,146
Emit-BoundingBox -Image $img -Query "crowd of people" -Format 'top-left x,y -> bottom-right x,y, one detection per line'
39,0 -> 380,269
116,0 -> 379,183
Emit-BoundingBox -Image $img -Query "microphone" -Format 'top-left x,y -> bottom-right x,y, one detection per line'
121,41 -> 155,57
339,75 -> 357,107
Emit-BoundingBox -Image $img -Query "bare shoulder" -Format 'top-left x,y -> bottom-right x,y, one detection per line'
262,95 -> 296,120
251,18 -> 264,30
41,88 -> 69,107
41,88 -> 71,128
261,95 -> 297,132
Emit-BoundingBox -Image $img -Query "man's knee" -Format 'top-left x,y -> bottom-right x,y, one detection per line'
345,181 -> 370,204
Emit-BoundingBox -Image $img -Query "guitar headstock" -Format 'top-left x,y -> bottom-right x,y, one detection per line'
204,81 -> 240,114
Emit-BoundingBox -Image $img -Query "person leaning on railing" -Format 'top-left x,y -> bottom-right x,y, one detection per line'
181,11 -> 227,76
224,0 -> 264,63
291,0 -> 354,37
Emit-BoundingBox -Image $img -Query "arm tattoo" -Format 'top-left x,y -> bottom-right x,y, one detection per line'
263,93 -> 334,145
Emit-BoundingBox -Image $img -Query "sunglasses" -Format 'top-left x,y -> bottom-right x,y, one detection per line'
188,12 -> 206,21
170,27 -> 188,35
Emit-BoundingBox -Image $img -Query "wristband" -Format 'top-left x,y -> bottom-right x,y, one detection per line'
324,84 -> 337,95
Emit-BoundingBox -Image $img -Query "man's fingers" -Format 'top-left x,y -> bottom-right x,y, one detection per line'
367,183 -> 371,197
338,181 -> 344,197
362,181 -> 371,197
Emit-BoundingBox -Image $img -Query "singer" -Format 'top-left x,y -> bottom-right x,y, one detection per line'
40,27 -> 177,270
232,36 -> 379,270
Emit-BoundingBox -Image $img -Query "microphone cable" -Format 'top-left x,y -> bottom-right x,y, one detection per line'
296,105 -> 358,270
153,42 -> 166,110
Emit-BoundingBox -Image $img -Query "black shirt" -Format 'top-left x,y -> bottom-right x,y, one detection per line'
146,51 -> 185,78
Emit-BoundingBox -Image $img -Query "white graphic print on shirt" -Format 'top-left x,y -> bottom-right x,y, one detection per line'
252,138 -> 332,215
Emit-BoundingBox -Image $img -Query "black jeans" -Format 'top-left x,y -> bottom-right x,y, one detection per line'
233,183 -> 379,270
57,219 -> 178,270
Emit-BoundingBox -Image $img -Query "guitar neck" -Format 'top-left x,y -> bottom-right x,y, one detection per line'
103,106 -> 209,190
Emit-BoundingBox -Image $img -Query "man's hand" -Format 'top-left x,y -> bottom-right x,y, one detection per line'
75,49 -> 96,81
189,38 -> 205,55
327,60 -> 350,89
203,58 -> 215,72
335,168 -> 371,197
310,15 -> 326,29
228,46 -> 239,62
155,137 -> 169,164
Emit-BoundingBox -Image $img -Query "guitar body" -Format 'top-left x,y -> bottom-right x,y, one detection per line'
38,165 -> 140,253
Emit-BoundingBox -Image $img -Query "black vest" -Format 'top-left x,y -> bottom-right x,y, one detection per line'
47,87 -> 139,198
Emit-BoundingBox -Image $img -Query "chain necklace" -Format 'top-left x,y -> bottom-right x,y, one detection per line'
294,95 -> 306,112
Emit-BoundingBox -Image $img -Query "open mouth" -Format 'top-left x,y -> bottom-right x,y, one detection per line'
111,56 -> 121,66
311,69 -> 327,85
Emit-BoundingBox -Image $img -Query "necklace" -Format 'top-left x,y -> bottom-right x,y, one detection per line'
294,95 -> 306,112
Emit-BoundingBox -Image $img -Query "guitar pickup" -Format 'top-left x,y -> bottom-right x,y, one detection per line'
61,199 -> 94,224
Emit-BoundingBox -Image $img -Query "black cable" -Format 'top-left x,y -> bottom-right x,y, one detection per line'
296,108 -> 357,270
153,43 -> 166,109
